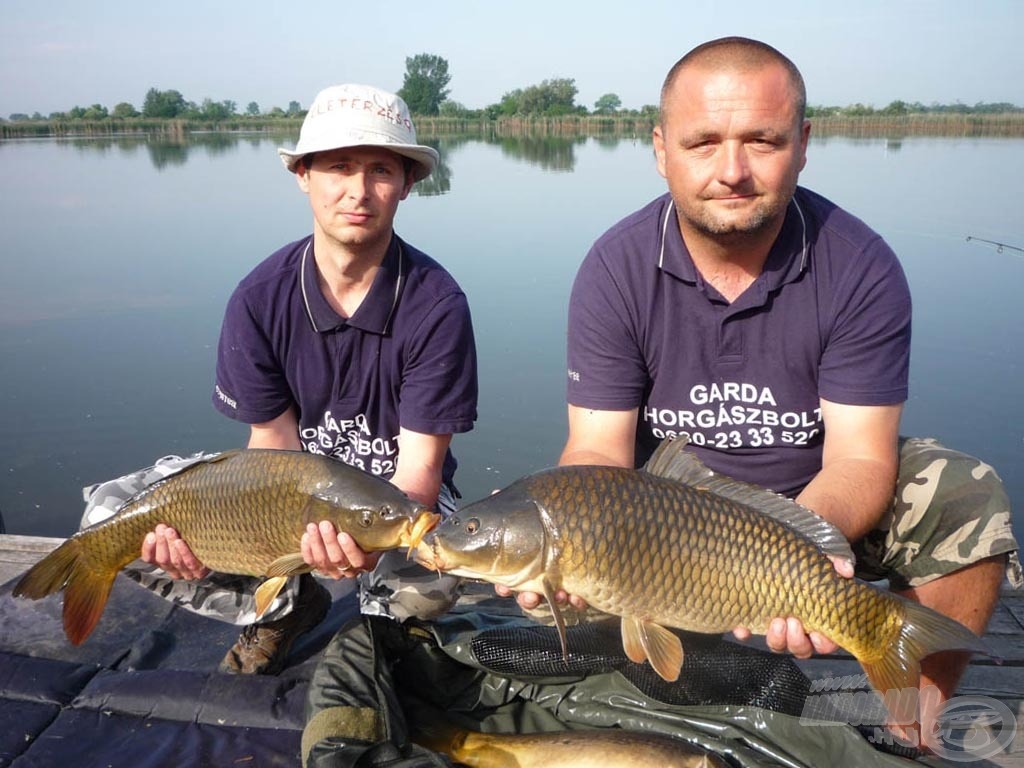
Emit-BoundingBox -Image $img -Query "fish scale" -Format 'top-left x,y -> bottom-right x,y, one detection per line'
419,436 -> 990,722
535,468 -> 840,637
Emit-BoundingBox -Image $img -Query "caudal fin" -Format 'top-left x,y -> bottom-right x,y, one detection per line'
12,538 -> 118,645
861,597 -> 992,709
13,539 -> 80,599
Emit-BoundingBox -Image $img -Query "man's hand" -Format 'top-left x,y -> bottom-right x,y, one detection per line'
731,555 -> 853,657
301,521 -> 381,580
494,584 -> 590,611
141,524 -> 211,580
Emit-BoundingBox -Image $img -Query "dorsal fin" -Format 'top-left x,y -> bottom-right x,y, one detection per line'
120,451 -> 239,506
643,437 -> 855,563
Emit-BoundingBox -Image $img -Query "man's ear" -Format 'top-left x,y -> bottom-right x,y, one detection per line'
296,164 -> 311,193
653,125 -> 668,179
400,170 -> 415,200
798,119 -> 811,172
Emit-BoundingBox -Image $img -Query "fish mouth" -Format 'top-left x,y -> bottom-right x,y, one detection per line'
410,535 -> 446,571
402,510 -> 441,551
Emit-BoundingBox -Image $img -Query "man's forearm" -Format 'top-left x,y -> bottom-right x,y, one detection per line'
795,456 -> 896,542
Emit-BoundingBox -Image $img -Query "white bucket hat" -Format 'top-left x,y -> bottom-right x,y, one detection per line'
277,84 -> 438,181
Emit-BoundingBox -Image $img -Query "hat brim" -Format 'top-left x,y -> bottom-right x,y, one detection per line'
277,142 -> 438,182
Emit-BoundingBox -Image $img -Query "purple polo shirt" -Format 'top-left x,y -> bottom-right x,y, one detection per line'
567,188 -> 911,497
213,234 -> 478,486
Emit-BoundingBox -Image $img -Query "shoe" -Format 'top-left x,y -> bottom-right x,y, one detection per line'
219,573 -> 332,675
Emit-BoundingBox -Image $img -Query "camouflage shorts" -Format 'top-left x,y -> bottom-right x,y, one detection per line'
854,437 -> 1022,590
82,455 -> 464,626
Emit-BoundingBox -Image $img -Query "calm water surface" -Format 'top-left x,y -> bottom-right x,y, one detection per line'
1,133 -> 1021,537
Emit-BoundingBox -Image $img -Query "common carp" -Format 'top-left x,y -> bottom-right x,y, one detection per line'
414,723 -> 727,767
14,449 -> 438,645
415,437 -> 989,720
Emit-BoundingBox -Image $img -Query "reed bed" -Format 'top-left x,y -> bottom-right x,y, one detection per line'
4,113 -> 1023,141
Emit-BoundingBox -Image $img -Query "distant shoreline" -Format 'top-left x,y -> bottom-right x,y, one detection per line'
3,113 -> 1023,140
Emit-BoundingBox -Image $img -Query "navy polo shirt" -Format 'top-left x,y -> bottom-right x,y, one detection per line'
213,234 -> 478,486
567,187 -> 911,497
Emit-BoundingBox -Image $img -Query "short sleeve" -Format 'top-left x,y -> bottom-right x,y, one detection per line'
212,288 -> 294,424
818,236 -> 911,405
398,292 -> 478,435
566,245 -> 650,410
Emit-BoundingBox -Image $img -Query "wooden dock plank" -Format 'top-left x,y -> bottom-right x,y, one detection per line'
990,602 -> 1024,634
0,534 -> 61,584
1006,601 -> 1024,633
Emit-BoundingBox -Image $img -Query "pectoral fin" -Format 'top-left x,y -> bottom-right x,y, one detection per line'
621,616 -> 683,682
254,576 -> 289,619
255,554 -> 313,617
541,578 -> 570,662
621,616 -> 648,664
266,553 -> 312,578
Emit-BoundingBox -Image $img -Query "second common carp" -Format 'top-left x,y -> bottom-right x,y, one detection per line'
415,437 -> 989,722
414,723 -> 727,767
14,449 -> 439,644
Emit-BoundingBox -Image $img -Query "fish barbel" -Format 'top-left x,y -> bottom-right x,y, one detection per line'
415,437 -> 989,720
14,449 -> 439,644
414,723 -> 727,768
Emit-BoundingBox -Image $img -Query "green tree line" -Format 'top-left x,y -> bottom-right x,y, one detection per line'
5,52 -> 1022,124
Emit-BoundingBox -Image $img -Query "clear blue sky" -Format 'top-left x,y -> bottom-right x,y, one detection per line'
2,0 -> 1022,117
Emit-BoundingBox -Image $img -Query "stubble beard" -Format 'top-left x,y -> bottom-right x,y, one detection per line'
678,189 -> 791,242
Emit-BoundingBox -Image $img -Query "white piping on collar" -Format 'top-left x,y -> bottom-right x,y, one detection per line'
299,241 -> 320,332
792,196 -> 809,272
656,196 -> 809,272
657,199 -> 673,270
382,241 -> 404,335
300,239 -> 405,334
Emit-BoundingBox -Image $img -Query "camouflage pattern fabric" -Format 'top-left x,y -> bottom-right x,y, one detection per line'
855,437 -> 1022,590
81,455 -> 465,626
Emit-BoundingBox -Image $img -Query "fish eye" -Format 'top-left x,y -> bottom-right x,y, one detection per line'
359,510 -> 373,527
465,518 -> 480,534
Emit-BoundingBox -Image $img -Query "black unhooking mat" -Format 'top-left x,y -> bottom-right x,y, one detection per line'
4,569 -> 1005,768
0,571 -> 358,768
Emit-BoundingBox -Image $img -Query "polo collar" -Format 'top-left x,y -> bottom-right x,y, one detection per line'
300,235 -> 405,334
656,190 -> 810,296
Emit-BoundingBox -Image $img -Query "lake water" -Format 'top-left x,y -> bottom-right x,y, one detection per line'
0,132 -> 1021,539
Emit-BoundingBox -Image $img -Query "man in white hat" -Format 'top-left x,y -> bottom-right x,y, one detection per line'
135,84 -> 478,674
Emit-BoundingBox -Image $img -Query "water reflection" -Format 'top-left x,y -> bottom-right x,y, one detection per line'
494,136 -> 584,172
413,138 -> 451,197
593,134 -> 626,150
37,132 -> 609,180
147,141 -> 190,169
56,133 -> 256,168
1,134 -> 1020,538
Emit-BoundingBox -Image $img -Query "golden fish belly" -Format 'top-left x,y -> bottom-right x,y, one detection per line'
455,729 -> 724,768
